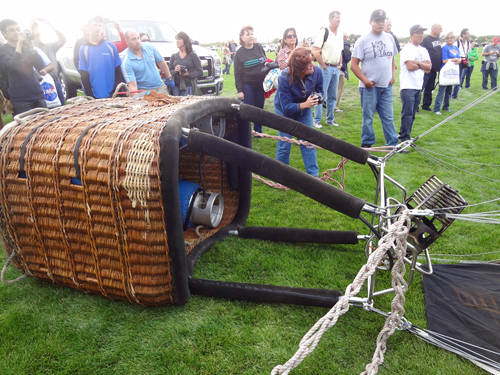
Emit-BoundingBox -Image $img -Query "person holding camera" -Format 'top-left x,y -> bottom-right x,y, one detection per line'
481,37 -> 500,90
0,19 -> 47,115
274,47 -> 323,177
169,32 -> 203,96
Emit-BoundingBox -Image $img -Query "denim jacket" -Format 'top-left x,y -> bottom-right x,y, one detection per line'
274,66 -> 323,119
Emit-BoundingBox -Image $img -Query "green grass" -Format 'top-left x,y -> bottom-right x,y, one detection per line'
1,53 -> 498,374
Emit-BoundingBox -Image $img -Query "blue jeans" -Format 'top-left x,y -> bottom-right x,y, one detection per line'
399,89 -> 421,142
420,71 -> 437,109
452,63 -> 468,98
314,66 -> 339,123
482,65 -> 498,90
359,86 -> 399,147
275,107 -> 318,177
433,85 -> 453,112
172,86 -> 193,96
54,78 -> 65,105
243,83 -> 265,133
464,65 -> 474,88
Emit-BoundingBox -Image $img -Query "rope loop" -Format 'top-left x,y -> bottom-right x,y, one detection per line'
13,107 -> 50,125
1,249 -> 27,285
112,82 -> 131,98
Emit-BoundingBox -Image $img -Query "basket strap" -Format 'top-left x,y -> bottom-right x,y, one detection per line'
73,121 -> 108,181
18,117 -> 61,178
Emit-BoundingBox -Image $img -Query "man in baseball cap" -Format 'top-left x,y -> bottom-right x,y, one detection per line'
350,10 -> 400,149
481,37 -> 500,90
398,25 -> 431,145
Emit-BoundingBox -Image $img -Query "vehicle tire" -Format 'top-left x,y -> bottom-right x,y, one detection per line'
59,71 -> 77,100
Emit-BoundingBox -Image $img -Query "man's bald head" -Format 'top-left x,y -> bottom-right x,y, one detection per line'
430,24 -> 442,38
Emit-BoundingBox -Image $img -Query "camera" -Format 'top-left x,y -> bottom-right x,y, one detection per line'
311,91 -> 324,105
179,65 -> 187,75
23,30 -> 35,41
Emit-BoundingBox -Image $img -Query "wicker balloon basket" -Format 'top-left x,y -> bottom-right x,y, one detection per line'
0,96 -> 252,306
2,93 -> 372,309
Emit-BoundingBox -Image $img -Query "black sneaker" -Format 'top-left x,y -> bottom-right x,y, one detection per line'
361,144 -> 373,149
421,106 -> 432,111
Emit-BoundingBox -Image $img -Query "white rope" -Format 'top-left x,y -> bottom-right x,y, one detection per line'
417,87 -> 499,140
1,249 -> 27,285
271,212 -> 411,375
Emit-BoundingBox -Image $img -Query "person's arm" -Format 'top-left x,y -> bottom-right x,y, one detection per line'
234,50 -> 244,99
389,58 -> 396,86
313,46 -> 327,69
158,59 -> 172,78
182,53 -> 202,79
276,49 -> 289,70
350,57 -> 375,89
127,80 -> 138,96
405,60 -> 432,72
80,70 -> 93,97
111,21 -> 128,53
46,20 -> 67,52
39,62 -> 54,76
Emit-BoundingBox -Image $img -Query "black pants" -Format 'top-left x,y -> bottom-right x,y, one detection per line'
11,99 -> 47,116
421,70 -> 437,109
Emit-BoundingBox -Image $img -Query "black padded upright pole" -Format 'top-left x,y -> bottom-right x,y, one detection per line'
239,103 -> 370,165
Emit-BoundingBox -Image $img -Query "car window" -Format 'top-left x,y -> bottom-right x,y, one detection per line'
105,20 -> 177,43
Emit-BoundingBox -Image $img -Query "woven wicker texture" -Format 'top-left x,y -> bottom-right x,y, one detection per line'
0,96 -> 240,306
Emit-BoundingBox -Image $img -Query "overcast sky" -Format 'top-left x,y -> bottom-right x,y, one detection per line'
3,0 -> 498,45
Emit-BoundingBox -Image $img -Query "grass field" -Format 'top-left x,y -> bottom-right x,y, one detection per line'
1,52 -> 499,375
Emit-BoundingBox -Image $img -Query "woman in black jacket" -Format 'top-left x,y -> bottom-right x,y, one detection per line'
234,25 -> 268,133
169,31 -> 203,96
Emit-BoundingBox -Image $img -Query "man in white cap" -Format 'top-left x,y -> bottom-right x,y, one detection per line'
398,24 -> 431,144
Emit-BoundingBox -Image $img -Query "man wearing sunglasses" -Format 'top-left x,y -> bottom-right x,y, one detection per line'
0,19 -> 47,115
312,10 -> 343,128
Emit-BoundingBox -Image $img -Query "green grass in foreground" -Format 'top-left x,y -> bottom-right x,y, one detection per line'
1,53 -> 498,374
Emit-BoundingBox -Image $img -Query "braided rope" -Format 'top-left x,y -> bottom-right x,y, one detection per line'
1,249 -> 27,285
13,107 -> 50,125
271,212 -> 411,375
66,96 -> 95,105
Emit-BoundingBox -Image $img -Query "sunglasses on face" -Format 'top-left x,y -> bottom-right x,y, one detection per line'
286,34 -> 297,39
141,39 -> 150,42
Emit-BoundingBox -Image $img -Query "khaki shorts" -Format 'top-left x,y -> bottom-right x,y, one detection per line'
0,89 -> 13,115
138,84 -> 170,96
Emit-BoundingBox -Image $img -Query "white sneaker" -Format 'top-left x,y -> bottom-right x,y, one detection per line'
326,121 -> 340,127
313,122 -> 322,129
435,111 -> 442,115
335,108 -> 343,112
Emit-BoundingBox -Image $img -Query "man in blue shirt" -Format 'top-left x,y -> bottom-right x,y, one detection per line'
79,16 -> 123,99
121,29 -> 173,96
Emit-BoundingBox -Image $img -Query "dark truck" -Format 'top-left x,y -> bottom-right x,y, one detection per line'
57,20 -> 223,100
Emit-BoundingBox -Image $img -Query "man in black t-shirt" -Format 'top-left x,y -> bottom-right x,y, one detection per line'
419,23 -> 443,111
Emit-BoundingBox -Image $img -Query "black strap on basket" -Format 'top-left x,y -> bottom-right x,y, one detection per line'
19,117 -> 60,178
73,121 -> 108,181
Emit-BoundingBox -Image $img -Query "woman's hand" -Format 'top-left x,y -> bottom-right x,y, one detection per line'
237,92 -> 244,101
300,95 -> 319,110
